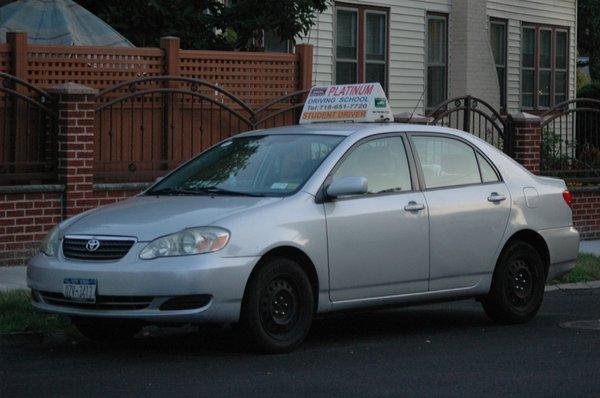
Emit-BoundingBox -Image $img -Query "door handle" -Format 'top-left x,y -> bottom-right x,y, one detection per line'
404,201 -> 426,212
487,192 -> 507,203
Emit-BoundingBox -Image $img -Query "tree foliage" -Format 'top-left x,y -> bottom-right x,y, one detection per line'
74,0 -> 329,50
579,0 -> 600,80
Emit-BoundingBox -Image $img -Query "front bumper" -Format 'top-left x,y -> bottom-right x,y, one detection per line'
27,243 -> 259,323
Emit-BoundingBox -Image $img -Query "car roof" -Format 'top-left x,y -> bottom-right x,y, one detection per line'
237,123 -> 472,139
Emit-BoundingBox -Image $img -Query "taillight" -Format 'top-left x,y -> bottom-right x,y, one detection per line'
562,190 -> 573,208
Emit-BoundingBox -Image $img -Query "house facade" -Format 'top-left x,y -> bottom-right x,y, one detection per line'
298,0 -> 577,115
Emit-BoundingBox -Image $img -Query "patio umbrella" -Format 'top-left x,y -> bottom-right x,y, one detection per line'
0,0 -> 133,46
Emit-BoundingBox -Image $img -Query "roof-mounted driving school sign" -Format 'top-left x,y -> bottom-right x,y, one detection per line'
299,83 -> 394,124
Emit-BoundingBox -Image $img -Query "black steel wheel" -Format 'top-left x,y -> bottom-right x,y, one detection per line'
71,316 -> 142,343
482,241 -> 545,324
240,256 -> 314,354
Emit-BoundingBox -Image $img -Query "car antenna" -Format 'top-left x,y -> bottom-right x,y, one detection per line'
409,86 -> 426,121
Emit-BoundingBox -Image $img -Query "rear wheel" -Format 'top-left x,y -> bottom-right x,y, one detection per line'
482,241 -> 545,324
71,317 -> 142,343
240,257 -> 314,354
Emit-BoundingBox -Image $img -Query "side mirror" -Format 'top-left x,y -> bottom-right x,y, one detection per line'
326,176 -> 368,198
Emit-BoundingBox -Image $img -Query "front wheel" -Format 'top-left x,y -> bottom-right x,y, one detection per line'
240,257 -> 314,354
482,241 -> 545,324
71,317 -> 143,343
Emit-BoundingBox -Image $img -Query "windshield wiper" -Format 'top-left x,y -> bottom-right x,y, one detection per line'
149,186 -> 266,197
147,187 -> 206,196
195,186 -> 266,197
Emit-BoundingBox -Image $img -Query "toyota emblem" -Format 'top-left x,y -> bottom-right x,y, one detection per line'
86,239 -> 100,252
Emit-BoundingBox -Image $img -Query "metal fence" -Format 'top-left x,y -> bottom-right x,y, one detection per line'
94,76 -> 308,182
427,95 -> 512,156
0,72 -> 57,185
540,99 -> 600,185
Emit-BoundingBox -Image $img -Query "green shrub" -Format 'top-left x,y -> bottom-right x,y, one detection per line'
578,81 -> 600,100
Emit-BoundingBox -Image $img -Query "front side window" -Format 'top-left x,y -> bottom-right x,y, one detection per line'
521,24 -> 570,109
148,134 -> 344,197
413,136 -> 482,189
426,13 -> 448,111
333,136 -> 412,194
335,4 -> 388,89
490,19 -> 507,110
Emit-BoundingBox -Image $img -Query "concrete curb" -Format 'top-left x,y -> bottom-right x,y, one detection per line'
545,280 -> 600,292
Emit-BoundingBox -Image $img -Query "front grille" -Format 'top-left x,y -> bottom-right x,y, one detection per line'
38,291 -> 153,310
62,237 -> 135,260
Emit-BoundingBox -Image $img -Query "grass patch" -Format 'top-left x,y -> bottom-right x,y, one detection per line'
0,290 -> 75,335
552,254 -> 600,284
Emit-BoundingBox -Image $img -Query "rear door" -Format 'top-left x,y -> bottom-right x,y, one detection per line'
409,134 -> 511,291
324,134 -> 430,301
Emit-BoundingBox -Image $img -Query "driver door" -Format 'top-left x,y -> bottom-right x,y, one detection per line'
324,135 -> 430,302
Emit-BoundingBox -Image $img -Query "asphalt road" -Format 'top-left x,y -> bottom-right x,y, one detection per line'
2,288 -> 600,398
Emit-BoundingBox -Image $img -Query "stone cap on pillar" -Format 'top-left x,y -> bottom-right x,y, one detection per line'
48,82 -> 98,96
509,112 -> 542,123
394,112 -> 430,124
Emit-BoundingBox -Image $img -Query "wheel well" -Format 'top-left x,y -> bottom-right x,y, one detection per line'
501,230 -> 550,277
245,246 -> 320,311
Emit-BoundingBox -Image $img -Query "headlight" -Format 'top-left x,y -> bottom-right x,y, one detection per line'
40,225 -> 61,256
139,227 -> 230,260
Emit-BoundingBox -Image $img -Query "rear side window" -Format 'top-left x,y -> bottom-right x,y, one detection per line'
412,136 -> 481,189
333,136 -> 412,194
477,153 -> 500,183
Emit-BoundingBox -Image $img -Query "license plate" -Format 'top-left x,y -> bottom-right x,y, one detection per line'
63,278 -> 97,303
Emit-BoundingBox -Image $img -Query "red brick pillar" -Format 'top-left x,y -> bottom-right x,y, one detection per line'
49,83 -> 98,218
508,112 -> 542,175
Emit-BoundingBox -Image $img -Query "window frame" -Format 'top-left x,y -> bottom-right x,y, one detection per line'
425,12 -> 449,112
406,132 -> 504,191
521,23 -> 571,110
490,18 -> 508,111
319,133 -> 419,202
334,2 -> 390,91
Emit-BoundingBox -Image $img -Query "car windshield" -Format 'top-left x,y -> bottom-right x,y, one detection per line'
147,134 -> 344,197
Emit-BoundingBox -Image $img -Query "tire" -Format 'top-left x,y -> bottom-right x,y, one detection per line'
71,317 -> 143,343
240,256 -> 314,354
482,241 -> 546,324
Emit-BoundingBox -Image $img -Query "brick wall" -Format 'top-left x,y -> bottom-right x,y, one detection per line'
0,191 -> 62,265
572,188 -> 600,240
0,186 -> 145,265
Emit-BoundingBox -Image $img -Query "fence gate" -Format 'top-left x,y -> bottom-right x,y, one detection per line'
94,76 -> 307,182
427,95 -> 512,155
540,99 -> 600,185
0,72 -> 57,185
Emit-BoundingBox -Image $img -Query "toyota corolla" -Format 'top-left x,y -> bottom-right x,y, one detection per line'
27,87 -> 579,353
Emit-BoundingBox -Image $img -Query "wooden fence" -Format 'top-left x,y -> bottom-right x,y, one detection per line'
0,32 -> 313,184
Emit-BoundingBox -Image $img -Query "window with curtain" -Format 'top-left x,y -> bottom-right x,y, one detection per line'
521,24 -> 570,109
490,19 -> 507,110
335,3 -> 388,89
426,14 -> 448,111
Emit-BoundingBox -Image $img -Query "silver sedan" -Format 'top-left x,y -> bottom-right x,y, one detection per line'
28,123 -> 580,353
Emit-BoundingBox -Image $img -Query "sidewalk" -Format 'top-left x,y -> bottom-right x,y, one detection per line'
580,240 -> 600,256
0,266 -> 27,292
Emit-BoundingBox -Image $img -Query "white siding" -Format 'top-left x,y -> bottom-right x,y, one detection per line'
299,0 -> 452,114
300,0 -> 577,115
487,0 -> 577,113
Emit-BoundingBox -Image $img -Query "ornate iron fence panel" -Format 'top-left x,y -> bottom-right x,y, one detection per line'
427,96 -> 512,156
540,99 -> 600,185
0,72 -> 57,185
95,76 -> 308,182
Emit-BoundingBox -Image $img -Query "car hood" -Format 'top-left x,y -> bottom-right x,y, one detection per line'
62,195 -> 283,241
